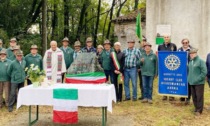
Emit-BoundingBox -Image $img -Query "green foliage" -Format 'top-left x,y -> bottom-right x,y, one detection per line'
18,34 -> 42,56
0,0 -> 146,51
0,28 -> 9,47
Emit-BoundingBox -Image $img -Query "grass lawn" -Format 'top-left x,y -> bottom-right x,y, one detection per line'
1,78 -> 210,126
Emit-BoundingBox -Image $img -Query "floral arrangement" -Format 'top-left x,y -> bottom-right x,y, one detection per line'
25,64 -> 45,83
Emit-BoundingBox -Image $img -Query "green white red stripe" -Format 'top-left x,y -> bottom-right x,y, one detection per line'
111,52 -> 120,70
53,88 -> 78,124
66,72 -> 106,84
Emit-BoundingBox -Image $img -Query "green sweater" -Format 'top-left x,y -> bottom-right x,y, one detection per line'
25,53 -> 43,70
140,51 -> 157,76
188,56 -> 207,85
7,59 -> 26,84
0,59 -> 11,81
60,46 -> 74,69
101,49 -> 113,70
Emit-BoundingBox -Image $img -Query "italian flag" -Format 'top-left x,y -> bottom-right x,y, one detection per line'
65,72 -> 106,84
53,88 -> 78,124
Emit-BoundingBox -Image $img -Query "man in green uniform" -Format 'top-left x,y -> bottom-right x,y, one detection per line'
73,41 -> 82,60
100,39 -> 114,83
60,37 -> 74,83
8,45 -> 20,61
7,38 -> 17,60
188,48 -> 207,116
25,45 -> 43,85
7,50 -> 26,112
0,49 -> 11,108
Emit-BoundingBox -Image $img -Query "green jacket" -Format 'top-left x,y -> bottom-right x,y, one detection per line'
7,59 -> 26,84
6,47 -> 15,60
0,47 -> 4,51
25,53 -> 43,70
188,56 -> 207,85
101,48 -> 114,70
0,59 -> 11,81
60,46 -> 74,69
140,51 -> 157,76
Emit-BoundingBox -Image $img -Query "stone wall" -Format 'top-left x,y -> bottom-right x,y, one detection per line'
114,22 -> 146,50
146,0 -> 210,59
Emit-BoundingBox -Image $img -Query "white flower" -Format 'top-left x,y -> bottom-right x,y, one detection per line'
35,65 -> 38,69
25,67 -> 28,71
30,64 -> 35,68
32,67 -> 38,71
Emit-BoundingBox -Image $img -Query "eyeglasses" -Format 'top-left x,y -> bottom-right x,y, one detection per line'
182,41 -> 189,44
17,55 -> 22,57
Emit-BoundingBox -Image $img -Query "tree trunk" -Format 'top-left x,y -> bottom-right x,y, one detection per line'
52,0 -> 58,40
106,0 -> 115,39
42,0 -> 47,56
134,0 -> 139,10
116,0 -> 127,17
24,1 -> 42,32
76,0 -> 89,41
64,0 -> 69,37
102,11 -> 109,41
93,0 -> 101,47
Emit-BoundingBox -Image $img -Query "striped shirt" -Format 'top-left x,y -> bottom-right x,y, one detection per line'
123,48 -> 141,68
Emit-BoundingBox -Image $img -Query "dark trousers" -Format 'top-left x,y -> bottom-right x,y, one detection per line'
113,73 -> 123,101
62,74 -> 65,83
180,83 -> 191,101
191,84 -> 204,113
9,82 -> 24,108
27,79 -> 32,85
104,70 -> 114,84
138,71 -> 143,98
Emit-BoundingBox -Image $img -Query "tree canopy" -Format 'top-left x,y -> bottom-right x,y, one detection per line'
0,0 -> 146,55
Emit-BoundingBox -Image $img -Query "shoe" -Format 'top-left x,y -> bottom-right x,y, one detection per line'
185,100 -> 190,105
194,112 -> 201,116
117,99 -> 122,102
123,98 -> 131,101
141,99 -> 148,103
138,97 -> 144,100
132,98 -> 137,101
162,96 -> 167,101
148,100 -> 153,104
8,107 -> 13,112
180,98 -> 185,102
169,97 -> 175,101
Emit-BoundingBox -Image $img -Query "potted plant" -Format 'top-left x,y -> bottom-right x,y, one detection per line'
25,64 -> 45,87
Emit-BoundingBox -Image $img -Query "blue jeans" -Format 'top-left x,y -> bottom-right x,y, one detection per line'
124,68 -> 137,99
104,70 -> 114,84
142,76 -> 154,100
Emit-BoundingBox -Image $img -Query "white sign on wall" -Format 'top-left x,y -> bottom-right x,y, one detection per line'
156,25 -> 171,37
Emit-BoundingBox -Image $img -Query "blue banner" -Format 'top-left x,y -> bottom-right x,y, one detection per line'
158,52 -> 188,97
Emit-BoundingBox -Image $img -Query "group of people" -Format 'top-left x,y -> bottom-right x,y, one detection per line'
0,35 -> 208,116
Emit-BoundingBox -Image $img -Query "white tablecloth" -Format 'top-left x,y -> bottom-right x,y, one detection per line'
17,84 -> 116,112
